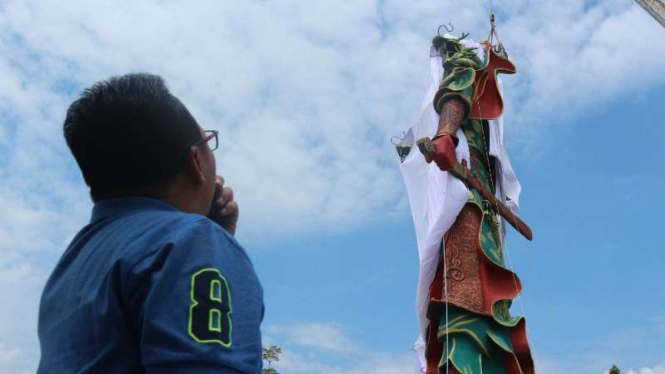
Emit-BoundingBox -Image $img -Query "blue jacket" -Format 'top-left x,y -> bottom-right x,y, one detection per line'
38,197 -> 264,374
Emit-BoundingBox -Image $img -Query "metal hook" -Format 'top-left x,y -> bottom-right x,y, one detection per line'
437,22 -> 454,36
390,133 -> 407,146
492,43 -> 504,54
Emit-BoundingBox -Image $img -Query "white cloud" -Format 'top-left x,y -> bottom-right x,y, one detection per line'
264,321 -> 414,374
0,344 -> 21,364
494,1 -> 665,156
279,350 -> 415,374
1,0 -> 660,239
0,261 -> 45,373
628,364 -> 665,374
532,320 -> 665,374
537,356 -> 583,374
267,322 -> 361,353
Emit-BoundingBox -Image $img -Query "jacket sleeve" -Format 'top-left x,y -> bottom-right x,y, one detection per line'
124,218 -> 263,374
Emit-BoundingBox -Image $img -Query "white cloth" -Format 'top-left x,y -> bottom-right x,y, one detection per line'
399,36 -> 522,373
412,335 -> 427,373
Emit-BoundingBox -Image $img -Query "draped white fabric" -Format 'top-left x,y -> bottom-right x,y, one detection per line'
412,335 -> 427,373
398,36 -> 522,373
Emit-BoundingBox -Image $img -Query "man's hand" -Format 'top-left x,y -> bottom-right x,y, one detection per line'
423,135 -> 457,171
207,176 -> 239,236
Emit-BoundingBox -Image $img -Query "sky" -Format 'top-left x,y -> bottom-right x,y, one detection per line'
0,0 -> 664,373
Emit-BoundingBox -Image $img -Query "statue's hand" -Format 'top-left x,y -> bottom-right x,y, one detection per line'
424,135 -> 457,171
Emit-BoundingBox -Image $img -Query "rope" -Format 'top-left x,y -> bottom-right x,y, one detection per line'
444,245 -> 450,374
477,88 -> 540,372
475,37 -> 534,339
474,20 -> 548,367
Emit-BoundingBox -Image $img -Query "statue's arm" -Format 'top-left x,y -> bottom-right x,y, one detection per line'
423,98 -> 466,171
434,99 -> 466,143
425,37 -> 476,170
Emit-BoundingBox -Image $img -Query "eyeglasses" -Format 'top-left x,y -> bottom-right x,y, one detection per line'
179,130 -> 218,168
193,130 -> 219,151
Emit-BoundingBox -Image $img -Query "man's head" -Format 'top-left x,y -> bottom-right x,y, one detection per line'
64,73 -> 217,213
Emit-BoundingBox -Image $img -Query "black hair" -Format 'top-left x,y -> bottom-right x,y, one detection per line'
63,73 -> 202,202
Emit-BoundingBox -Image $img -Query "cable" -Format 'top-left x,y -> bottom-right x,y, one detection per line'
443,245 -> 450,374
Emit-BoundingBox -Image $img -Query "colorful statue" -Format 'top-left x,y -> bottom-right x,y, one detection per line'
398,18 -> 535,374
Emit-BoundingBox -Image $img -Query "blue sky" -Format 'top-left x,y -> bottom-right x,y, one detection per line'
253,85 -> 665,374
0,1 -> 664,374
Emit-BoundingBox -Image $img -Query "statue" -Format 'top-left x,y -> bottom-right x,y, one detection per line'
398,17 -> 535,374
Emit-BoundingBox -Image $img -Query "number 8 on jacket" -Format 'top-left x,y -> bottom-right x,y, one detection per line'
188,268 -> 233,346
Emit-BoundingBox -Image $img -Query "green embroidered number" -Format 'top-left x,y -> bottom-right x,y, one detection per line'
188,268 -> 232,346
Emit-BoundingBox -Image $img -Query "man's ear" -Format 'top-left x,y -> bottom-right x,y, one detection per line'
183,146 -> 206,185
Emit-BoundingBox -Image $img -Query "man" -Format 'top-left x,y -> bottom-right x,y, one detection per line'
37,73 -> 263,374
